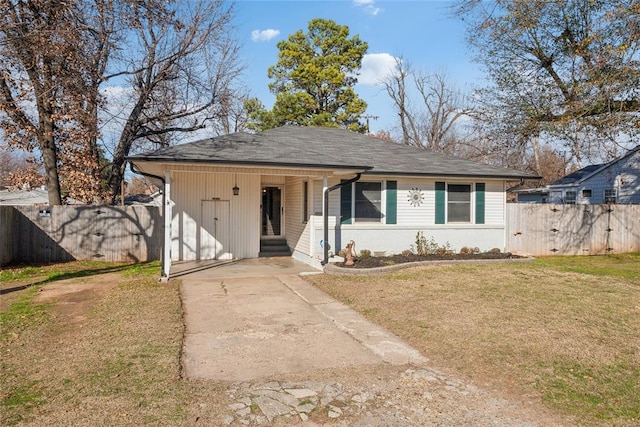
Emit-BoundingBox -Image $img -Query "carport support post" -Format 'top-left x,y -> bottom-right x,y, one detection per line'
161,170 -> 172,281
322,173 -> 361,265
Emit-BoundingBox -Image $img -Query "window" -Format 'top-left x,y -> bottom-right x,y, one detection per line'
302,181 -> 309,223
447,184 -> 471,222
604,188 -> 617,204
582,189 -> 592,198
564,191 -> 577,204
354,182 -> 382,222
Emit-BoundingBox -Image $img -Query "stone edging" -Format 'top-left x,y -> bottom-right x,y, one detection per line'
323,256 -> 535,275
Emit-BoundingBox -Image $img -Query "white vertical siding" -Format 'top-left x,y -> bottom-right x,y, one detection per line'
284,176 -> 311,255
171,171 -> 260,260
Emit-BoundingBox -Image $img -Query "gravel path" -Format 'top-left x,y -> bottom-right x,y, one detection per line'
185,362 -> 565,426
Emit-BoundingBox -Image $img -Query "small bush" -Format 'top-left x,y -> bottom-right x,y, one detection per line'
401,249 -> 414,257
435,242 -> 454,256
359,249 -> 372,259
413,232 -> 453,256
488,248 -> 502,254
337,249 -> 347,258
459,247 -> 473,255
473,247 -> 480,254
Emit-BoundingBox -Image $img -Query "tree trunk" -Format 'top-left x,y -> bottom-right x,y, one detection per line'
39,61 -> 62,206
109,100 -> 145,203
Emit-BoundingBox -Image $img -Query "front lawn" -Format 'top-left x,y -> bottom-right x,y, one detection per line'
308,253 -> 640,426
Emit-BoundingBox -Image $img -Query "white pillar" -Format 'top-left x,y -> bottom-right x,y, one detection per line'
161,170 -> 172,280
322,175 -> 328,216
322,175 -> 328,259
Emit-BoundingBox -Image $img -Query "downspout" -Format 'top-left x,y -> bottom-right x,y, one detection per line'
322,173 -> 361,265
129,162 -> 169,281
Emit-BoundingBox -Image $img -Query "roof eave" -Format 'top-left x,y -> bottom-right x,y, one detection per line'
127,157 -> 373,172
362,170 -> 540,180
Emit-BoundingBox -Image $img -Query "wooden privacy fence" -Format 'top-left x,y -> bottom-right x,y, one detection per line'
0,205 -> 162,266
506,204 -> 640,256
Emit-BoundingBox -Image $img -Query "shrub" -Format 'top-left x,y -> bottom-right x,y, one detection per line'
401,249 -> 413,257
488,248 -> 502,254
337,249 -> 346,258
413,232 -> 452,256
358,249 -> 372,259
473,247 -> 480,254
459,246 -> 473,255
435,242 -> 454,256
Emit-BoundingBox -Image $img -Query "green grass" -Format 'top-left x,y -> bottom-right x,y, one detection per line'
309,254 -> 640,426
0,287 -> 50,336
531,253 -> 640,282
1,260 -> 163,424
0,260 -> 156,285
538,359 -> 640,422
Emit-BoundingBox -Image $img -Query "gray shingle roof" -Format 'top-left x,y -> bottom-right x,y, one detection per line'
548,164 -> 603,186
128,126 -> 537,179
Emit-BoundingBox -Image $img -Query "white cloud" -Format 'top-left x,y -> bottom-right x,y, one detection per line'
358,53 -> 398,85
251,29 -> 280,42
353,0 -> 381,16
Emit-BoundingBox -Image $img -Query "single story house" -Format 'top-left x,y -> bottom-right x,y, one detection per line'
128,126 -> 536,278
544,145 -> 639,204
511,187 -> 549,203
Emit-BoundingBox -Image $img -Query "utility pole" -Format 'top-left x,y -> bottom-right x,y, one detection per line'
362,114 -> 379,134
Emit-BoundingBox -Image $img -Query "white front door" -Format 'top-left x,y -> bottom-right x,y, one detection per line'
200,200 -> 231,260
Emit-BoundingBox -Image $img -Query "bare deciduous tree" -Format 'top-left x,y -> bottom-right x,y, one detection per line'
383,57 -> 471,155
107,0 -> 242,202
456,0 -> 640,164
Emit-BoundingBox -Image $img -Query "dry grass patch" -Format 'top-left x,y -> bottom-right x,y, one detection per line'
1,262 -> 230,426
308,254 -> 640,426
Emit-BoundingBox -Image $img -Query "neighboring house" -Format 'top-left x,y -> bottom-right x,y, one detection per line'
545,146 -> 640,205
0,186 -> 84,206
511,187 -> 549,204
128,126 -> 536,277
124,191 -> 163,207
0,186 -> 49,205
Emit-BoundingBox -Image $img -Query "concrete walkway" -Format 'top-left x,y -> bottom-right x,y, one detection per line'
178,258 -> 425,381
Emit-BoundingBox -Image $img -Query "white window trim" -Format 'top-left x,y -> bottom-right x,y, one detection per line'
604,188 -> 617,203
445,181 -> 475,224
564,190 -> 577,204
351,180 -> 384,224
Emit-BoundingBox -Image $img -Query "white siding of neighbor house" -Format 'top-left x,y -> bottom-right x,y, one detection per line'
548,149 -> 640,205
170,171 -> 261,260
304,176 -> 508,261
580,152 -> 640,204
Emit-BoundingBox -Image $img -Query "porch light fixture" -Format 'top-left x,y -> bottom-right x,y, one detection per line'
233,174 -> 239,196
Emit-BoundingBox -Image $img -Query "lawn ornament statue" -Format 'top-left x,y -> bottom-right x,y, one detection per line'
345,240 -> 356,266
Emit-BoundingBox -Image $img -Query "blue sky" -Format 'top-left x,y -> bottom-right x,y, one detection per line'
234,0 -> 483,133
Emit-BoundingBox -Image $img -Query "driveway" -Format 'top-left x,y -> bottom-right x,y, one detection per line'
178,258 -> 425,381
176,258 -> 560,425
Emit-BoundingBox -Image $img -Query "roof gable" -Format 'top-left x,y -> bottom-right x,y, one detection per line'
548,145 -> 640,187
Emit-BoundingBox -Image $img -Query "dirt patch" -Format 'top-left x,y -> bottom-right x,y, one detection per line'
34,273 -> 118,325
340,252 -> 520,268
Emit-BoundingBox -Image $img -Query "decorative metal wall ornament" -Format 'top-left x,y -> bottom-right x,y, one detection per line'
408,188 -> 424,206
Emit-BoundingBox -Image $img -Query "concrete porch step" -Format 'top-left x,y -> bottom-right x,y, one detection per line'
258,250 -> 292,257
259,239 -> 291,257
